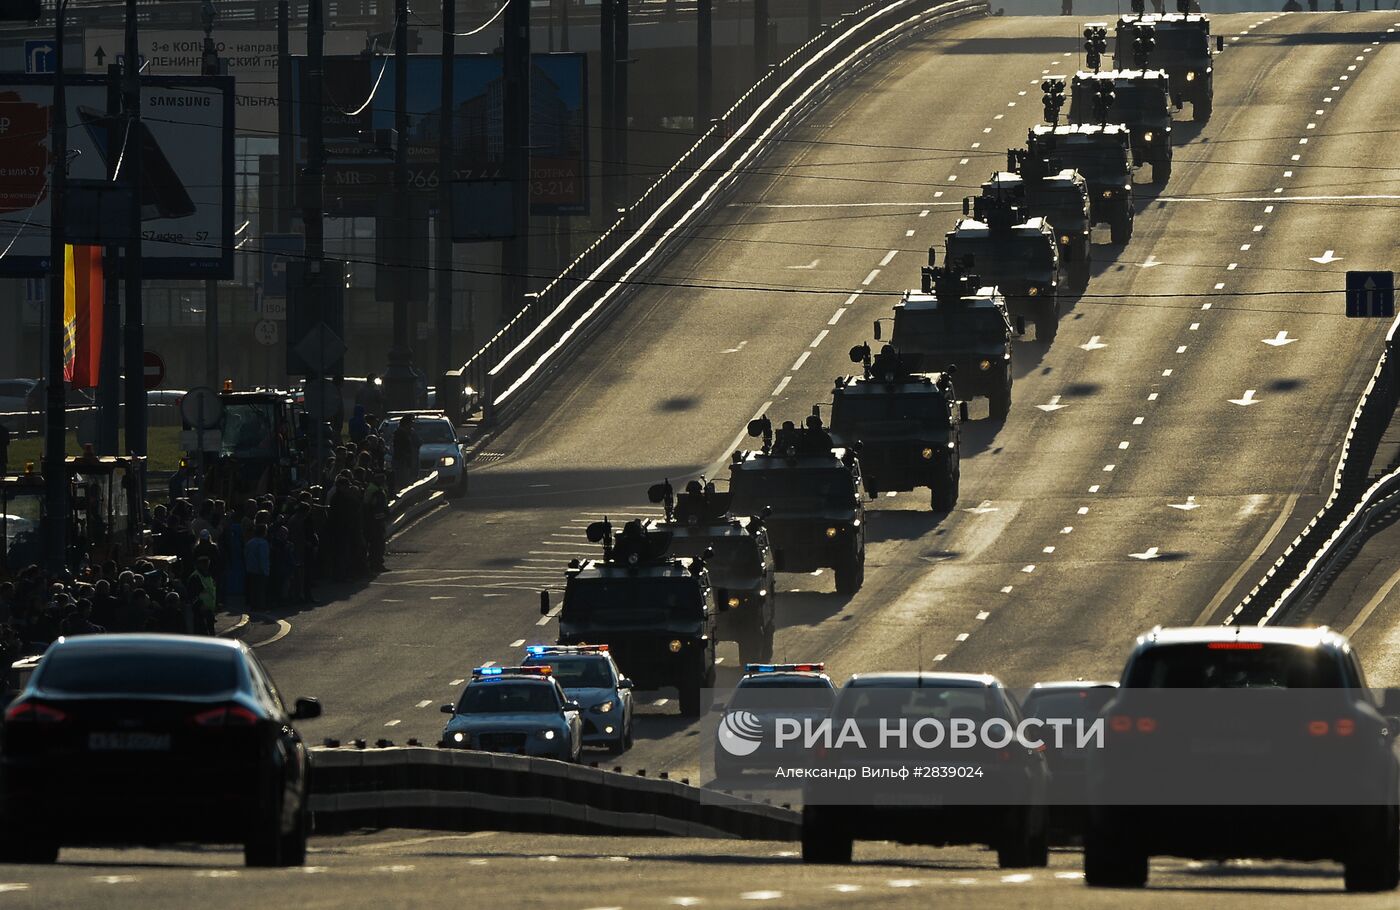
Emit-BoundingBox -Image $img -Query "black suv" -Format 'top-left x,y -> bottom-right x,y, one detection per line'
1069,67 -> 1174,184
1114,13 -> 1220,121
991,159 -> 1094,292
944,197 -> 1061,340
543,519 -> 718,716
882,265 -> 1020,418
829,343 -> 966,511
1086,626 -> 1400,891
644,479 -> 777,665
1025,124 -> 1135,243
728,413 -> 866,594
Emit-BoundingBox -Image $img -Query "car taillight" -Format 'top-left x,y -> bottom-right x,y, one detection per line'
191,705 -> 260,727
1109,714 -> 1156,734
1308,718 -> 1357,737
3,702 -> 69,724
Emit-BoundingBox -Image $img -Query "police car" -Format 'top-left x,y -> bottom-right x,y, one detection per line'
714,663 -> 836,778
522,644 -> 635,752
439,666 -> 583,762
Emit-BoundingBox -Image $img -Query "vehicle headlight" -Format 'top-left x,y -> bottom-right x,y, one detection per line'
727,595 -> 742,609
825,527 -> 838,538
1102,190 -> 1113,198
593,700 -> 614,714
1059,234 -> 1070,245
439,455 -> 457,467
920,447 -> 934,460
452,732 -> 465,743
540,729 -> 556,740
1142,131 -> 1154,143
1027,286 -> 1040,297
979,359 -> 992,371
1186,71 -> 1196,81
669,639 -> 683,653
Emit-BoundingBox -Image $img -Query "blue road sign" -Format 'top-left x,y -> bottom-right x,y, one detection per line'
24,40 -> 55,74
1346,271 -> 1396,319
262,233 -> 305,298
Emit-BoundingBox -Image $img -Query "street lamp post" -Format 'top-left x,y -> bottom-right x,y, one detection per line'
42,0 -> 71,572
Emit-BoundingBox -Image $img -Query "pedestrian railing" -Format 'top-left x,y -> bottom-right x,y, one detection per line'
449,0 -> 989,426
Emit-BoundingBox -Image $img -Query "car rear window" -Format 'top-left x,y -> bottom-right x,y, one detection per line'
1021,688 -> 1117,721
1124,643 -> 1343,689
36,648 -> 241,696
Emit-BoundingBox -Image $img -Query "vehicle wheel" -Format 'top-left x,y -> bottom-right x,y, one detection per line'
989,384 -> 1012,421
1072,257 -> 1092,293
278,806 -> 309,867
834,547 -> 864,595
737,621 -> 762,666
1344,804 -> 1400,892
1035,300 -> 1058,341
1153,154 -> 1172,185
623,721 -> 634,750
759,619 -> 775,662
802,807 -> 853,864
0,832 -> 58,864
1193,93 -> 1212,122
679,670 -> 702,717
1110,211 -> 1132,245
931,467 -> 958,512
246,816 -> 295,867
1084,828 -> 1148,887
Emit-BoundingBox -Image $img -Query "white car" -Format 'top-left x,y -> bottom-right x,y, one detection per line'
378,412 -> 467,497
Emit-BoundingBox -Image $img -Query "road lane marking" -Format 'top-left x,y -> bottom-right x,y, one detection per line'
1022,565 -> 1036,573
1078,507 -> 1089,515
1162,369 -> 1173,377
861,269 -> 880,286
1089,485 -> 1101,493
416,700 -> 433,708
385,719 -> 401,727
1130,547 -> 1161,560
811,330 -> 829,348
977,611 -> 990,620
1043,546 -> 1055,554
844,292 -> 861,306
1062,527 -> 1073,534
250,619 -> 292,649
451,679 -> 465,686
1171,496 -> 1201,511
1103,464 -> 1116,472
1228,389 -> 1260,406
956,633 -> 969,642
828,309 -> 846,325
1001,586 -> 1014,593
1119,441 -> 1130,449
772,376 -> 791,396
1133,417 -> 1144,425
1190,323 -> 1200,331
791,351 -> 810,371
1176,346 -> 1187,354
879,250 -> 898,266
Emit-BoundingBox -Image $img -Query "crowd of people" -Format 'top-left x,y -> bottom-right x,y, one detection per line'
0,423 -> 398,663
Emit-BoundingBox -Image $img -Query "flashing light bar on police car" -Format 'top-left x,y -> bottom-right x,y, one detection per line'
744,663 -> 826,674
526,644 -> 610,655
472,666 -> 553,677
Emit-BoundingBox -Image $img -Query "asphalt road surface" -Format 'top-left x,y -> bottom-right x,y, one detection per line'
21,9 -> 1400,907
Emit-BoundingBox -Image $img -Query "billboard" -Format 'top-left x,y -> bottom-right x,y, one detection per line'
0,73 -> 234,278
290,53 -> 588,217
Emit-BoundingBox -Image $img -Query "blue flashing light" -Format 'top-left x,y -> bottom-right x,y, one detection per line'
744,662 -> 825,674
474,666 -> 504,676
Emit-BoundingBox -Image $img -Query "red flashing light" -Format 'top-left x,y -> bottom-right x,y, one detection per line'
1207,641 -> 1265,650
192,705 -> 260,727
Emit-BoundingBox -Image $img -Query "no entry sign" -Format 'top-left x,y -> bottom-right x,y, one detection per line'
143,351 -> 166,390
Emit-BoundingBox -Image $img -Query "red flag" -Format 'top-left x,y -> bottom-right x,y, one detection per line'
63,244 -> 103,389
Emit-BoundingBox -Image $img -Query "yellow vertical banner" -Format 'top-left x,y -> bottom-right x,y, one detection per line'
63,244 -> 77,383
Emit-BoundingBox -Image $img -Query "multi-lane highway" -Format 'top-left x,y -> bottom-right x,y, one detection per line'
25,7 -> 1400,904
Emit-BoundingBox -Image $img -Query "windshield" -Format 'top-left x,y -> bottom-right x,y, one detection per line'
1074,81 -> 1167,122
831,392 -> 950,430
666,534 -> 763,580
1124,644 -> 1343,689
730,467 -> 855,511
562,577 -> 705,624
1144,26 -> 1209,60
37,648 -> 240,697
893,307 -> 1007,350
523,656 -> 616,689
382,418 -> 456,445
1049,141 -> 1130,180
220,403 -> 277,459
1021,688 -> 1118,722
947,235 -> 1054,276
1028,183 -> 1086,214
732,677 -> 836,711
456,681 -> 561,714
834,684 -> 1000,723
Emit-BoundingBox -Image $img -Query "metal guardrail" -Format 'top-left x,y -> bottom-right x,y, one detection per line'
449,0 -> 989,426
1226,312 -> 1400,627
0,402 -> 184,437
309,744 -> 801,840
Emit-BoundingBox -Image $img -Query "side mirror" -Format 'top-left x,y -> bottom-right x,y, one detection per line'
539,590 -> 551,616
959,401 -> 970,422
618,678 -> 634,690
440,703 -> 455,714
563,701 -> 582,713
1015,316 -> 1027,336
290,697 -> 322,721
873,321 -> 882,340
1216,35 -> 1223,52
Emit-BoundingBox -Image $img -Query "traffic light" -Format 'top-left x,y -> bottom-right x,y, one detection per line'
1083,25 -> 1108,73
1092,82 -> 1116,125
1131,24 -> 1156,68
1041,77 -> 1066,125
0,0 -> 42,21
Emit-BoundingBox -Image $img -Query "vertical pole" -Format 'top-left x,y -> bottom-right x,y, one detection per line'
122,0 -> 146,458
503,0 -> 531,327
697,0 -> 711,129
97,64 -> 122,456
599,0 -> 615,212
305,0 -> 325,463
203,12 -> 222,391
614,0 -> 628,203
384,0 -> 418,410
277,0 -> 293,233
560,0 -> 570,51
436,0 -> 456,392
44,0 -> 69,572
754,0 -> 769,79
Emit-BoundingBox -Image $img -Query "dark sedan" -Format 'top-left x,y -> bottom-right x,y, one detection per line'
0,635 -> 321,867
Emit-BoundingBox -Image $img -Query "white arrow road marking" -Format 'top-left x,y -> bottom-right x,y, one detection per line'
1229,389 -> 1260,406
787,259 -> 820,270
1036,395 -> 1067,412
965,500 -> 999,514
1079,336 -> 1107,351
1309,250 -> 1342,264
720,341 -> 748,354
1262,331 -> 1296,346
1170,496 -> 1201,511
1129,547 -> 1161,560
1140,255 -> 1162,268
